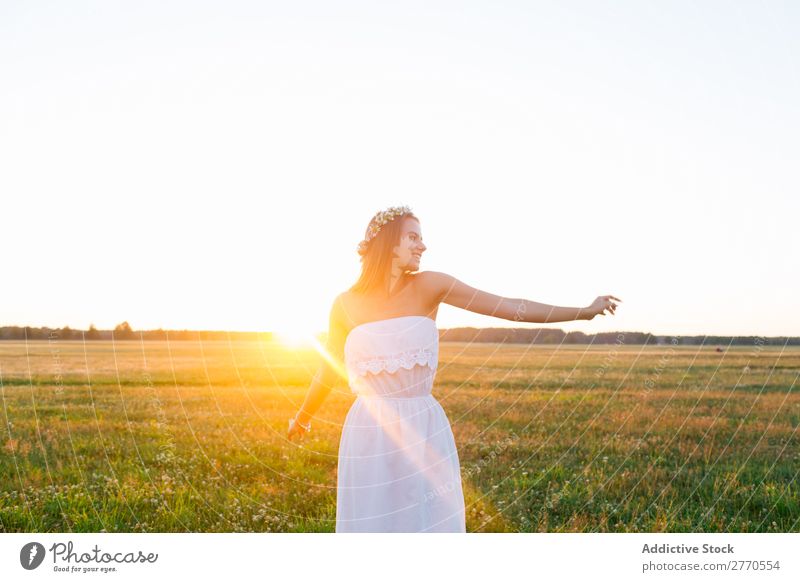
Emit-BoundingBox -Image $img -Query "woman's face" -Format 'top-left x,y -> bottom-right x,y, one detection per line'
393,217 -> 427,271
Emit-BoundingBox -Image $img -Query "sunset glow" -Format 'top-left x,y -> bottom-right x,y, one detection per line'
273,327 -> 316,349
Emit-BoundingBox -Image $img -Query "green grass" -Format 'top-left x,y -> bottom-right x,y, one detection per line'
0,340 -> 797,532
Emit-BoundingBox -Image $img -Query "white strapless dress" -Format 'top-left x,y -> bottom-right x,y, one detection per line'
335,315 -> 467,532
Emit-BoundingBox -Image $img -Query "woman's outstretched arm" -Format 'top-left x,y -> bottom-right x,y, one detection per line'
288,295 -> 348,440
421,271 -> 621,324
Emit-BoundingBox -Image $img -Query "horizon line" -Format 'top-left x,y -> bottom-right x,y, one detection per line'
0,324 -> 795,340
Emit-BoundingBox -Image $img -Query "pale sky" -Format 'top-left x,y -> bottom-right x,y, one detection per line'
2,1 -> 798,337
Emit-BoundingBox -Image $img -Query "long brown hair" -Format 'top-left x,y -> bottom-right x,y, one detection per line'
348,211 -> 419,297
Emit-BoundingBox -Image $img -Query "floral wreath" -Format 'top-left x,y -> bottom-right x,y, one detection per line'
356,205 -> 412,255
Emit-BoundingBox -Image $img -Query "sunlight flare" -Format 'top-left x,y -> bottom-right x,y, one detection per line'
273,326 -> 317,349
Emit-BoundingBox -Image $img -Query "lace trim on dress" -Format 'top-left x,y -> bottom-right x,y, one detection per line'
350,348 -> 437,377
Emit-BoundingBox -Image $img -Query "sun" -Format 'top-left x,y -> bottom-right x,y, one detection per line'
273,325 -> 319,349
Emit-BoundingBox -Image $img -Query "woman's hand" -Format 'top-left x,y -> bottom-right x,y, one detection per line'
287,417 -> 309,441
585,295 -> 622,320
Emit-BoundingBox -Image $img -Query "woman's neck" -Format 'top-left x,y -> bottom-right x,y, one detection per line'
369,270 -> 409,299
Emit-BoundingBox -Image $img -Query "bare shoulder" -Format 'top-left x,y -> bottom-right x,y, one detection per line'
412,271 -> 454,303
331,290 -> 366,330
323,293 -> 350,359
330,291 -> 349,324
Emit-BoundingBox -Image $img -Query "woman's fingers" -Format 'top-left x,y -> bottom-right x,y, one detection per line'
589,295 -> 622,317
288,425 -> 306,441
288,422 -> 301,441
602,295 -> 620,315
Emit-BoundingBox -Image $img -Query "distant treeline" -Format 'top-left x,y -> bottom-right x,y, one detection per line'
0,323 -> 273,342
438,327 -> 799,346
1,323 -> 797,346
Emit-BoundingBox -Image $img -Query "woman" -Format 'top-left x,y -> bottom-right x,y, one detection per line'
287,205 -> 620,532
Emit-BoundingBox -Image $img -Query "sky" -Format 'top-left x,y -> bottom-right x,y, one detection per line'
2,1 -> 798,338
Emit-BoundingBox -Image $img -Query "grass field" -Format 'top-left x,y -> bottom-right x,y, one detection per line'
1,339 -> 798,532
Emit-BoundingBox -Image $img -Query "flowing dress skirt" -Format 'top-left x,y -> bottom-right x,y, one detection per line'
335,393 -> 466,532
